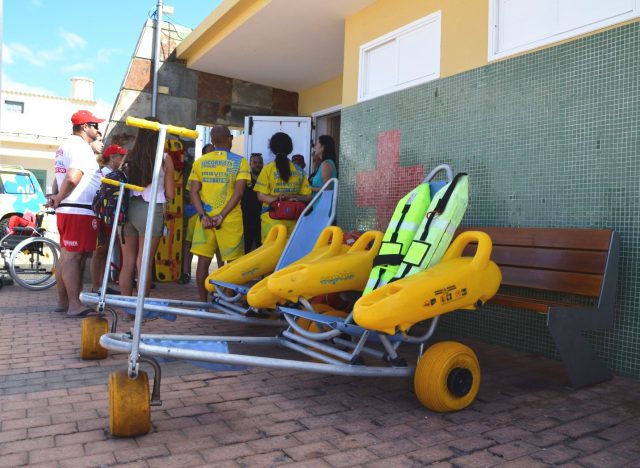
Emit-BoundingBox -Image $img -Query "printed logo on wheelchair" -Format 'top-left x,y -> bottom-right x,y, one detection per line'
423,284 -> 468,307
0,167 -> 47,230
320,272 -> 356,285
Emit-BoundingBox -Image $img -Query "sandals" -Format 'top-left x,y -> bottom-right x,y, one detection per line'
92,287 -> 121,295
66,308 -> 96,318
177,273 -> 191,285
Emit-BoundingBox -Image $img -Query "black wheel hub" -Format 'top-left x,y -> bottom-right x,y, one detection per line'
447,367 -> 473,397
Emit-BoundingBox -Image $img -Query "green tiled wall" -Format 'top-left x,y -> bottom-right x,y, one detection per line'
338,23 -> 639,379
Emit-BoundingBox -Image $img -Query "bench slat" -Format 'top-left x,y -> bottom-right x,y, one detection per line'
499,266 -> 602,297
458,227 -> 612,251
489,294 -> 590,313
462,245 -> 607,275
490,295 -> 550,312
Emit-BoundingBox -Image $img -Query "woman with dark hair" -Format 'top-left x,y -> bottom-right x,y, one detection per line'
120,117 -> 175,298
254,131 -> 311,240
309,134 -> 337,192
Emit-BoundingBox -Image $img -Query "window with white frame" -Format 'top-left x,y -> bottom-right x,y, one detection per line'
358,11 -> 441,102
4,100 -> 25,113
489,0 -> 640,60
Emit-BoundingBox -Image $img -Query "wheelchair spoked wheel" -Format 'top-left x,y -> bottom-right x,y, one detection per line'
9,236 -> 60,291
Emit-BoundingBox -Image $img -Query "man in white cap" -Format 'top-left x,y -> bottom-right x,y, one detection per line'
48,109 -> 103,317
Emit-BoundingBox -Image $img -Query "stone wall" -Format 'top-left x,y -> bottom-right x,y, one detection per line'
106,20 -> 297,149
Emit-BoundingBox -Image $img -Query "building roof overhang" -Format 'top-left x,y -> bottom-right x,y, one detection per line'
176,0 -> 375,92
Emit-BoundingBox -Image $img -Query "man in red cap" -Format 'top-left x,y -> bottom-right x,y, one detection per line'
47,109 -> 104,317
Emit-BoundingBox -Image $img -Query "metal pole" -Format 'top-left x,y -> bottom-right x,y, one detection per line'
128,124 -> 167,378
151,0 -> 163,118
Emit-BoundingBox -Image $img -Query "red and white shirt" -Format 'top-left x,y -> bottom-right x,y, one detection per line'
54,135 -> 101,215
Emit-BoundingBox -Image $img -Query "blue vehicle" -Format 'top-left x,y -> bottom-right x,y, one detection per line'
0,165 -> 47,234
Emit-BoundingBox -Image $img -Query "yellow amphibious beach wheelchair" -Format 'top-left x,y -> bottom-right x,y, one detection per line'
93,148 -> 502,437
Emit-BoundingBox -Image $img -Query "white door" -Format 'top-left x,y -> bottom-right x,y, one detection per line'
243,116 -> 312,175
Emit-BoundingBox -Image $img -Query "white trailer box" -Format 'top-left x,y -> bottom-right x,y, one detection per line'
243,116 -> 312,175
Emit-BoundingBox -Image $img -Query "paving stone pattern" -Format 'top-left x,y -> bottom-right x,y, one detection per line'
1,279 -> 639,466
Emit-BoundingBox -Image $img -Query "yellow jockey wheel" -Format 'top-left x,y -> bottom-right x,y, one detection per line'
414,341 -> 480,412
304,308 -> 349,363
79,316 -> 109,360
109,370 -> 151,437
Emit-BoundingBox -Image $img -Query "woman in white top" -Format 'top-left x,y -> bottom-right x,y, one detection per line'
120,117 -> 175,297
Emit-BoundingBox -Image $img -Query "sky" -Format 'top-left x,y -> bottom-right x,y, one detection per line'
2,0 -> 223,107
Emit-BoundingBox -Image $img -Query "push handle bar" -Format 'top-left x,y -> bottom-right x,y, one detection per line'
100,177 -> 145,193
125,116 -> 199,139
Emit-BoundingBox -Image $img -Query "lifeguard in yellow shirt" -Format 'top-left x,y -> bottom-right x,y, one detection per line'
189,125 -> 250,301
254,132 -> 312,241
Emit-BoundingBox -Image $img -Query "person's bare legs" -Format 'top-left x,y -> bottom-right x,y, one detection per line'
179,240 -> 193,283
91,243 -> 108,291
62,250 -> 88,315
215,248 -> 224,268
54,251 -> 69,311
119,235 -> 138,297
135,236 -> 161,297
195,255 -> 213,302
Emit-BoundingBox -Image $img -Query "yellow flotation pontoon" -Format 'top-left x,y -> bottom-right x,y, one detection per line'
354,231 -> 501,335
266,230 -> 383,303
247,226 -> 346,309
205,224 -> 288,293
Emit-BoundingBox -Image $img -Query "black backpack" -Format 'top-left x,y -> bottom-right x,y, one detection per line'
92,169 -> 130,227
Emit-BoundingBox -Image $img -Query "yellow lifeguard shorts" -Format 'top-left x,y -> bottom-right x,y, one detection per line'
191,212 -> 245,261
186,213 -> 198,242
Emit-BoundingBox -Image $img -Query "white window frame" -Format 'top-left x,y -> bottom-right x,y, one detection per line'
4,100 -> 25,113
358,11 -> 441,102
489,0 -> 640,61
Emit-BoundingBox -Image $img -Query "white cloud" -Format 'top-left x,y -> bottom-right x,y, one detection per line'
96,48 -> 119,64
62,62 -> 93,73
38,46 -> 65,61
59,29 -> 87,49
1,72 -> 56,96
2,44 -> 14,64
7,42 -> 64,67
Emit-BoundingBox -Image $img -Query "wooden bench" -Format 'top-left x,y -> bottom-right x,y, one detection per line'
457,226 -> 619,389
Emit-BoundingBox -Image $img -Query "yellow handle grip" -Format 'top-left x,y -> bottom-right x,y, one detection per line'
442,230 -> 493,271
101,177 -> 145,193
313,226 -> 344,254
350,230 -> 383,253
125,116 -> 199,139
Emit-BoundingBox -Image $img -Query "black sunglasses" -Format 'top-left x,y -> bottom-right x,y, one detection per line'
86,122 -> 99,129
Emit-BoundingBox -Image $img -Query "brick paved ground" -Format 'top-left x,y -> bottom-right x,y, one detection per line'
1,275 -> 639,467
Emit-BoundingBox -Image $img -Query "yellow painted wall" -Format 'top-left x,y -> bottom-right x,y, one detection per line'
298,75 -> 344,116
343,0 -> 638,107
343,0 -> 487,107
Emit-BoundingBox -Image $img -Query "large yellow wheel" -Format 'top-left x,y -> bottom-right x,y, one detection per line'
306,309 -> 349,363
296,303 -> 336,331
80,317 -> 109,360
307,308 -> 348,333
109,370 -> 151,437
414,341 -> 480,412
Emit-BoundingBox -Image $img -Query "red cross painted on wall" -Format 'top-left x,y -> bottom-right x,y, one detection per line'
356,130 -> 424,231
